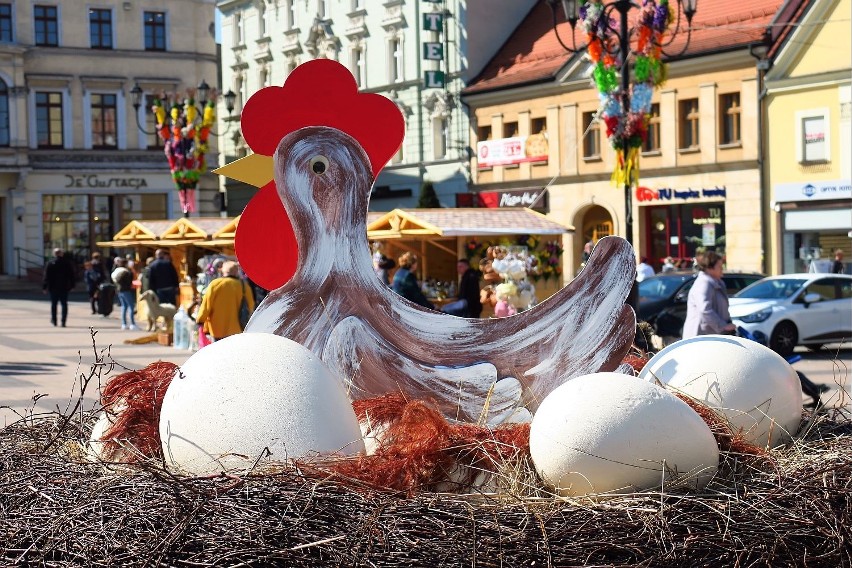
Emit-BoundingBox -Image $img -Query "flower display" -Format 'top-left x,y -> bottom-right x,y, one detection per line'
533,240 -> 564,282
581,0 -> 672,187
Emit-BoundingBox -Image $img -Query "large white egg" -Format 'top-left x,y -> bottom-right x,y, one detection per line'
638,335 -> 801,448
530,373 -> 718,497
159,333 -> 364,474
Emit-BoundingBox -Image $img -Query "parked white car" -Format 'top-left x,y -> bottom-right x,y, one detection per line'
729,273 -> 852,356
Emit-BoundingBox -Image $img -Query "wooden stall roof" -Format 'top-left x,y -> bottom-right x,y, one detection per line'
212,215 -> 241,239
109,220 -> 174,242
161,217 -> 234,241
367,208 -> 574,240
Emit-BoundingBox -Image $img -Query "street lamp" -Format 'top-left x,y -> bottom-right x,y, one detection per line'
546,0 -> 698,246
130,81 -> 237,216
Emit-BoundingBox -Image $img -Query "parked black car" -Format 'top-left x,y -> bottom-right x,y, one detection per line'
638,272 -> 765,338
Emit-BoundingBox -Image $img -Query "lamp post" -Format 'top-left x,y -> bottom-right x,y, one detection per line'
547,0 -> 698,247
130,82 -> 237,216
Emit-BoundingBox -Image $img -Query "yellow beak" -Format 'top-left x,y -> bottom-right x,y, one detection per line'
213,154 -> 274,188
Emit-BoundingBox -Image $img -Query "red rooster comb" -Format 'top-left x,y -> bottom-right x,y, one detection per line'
215,59 -> 405,291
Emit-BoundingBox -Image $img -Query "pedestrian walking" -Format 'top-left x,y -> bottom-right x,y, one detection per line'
83,260 -> 105,314
42,248 -> 76,327
111,257 -> 138,330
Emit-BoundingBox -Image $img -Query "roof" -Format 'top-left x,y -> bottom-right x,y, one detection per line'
367,208 -> 573,240
464,0 -> 790,95
110,220 -> 175,242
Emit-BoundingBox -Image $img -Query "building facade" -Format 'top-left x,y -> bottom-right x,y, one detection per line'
462,0 -> 795,276
764,0 -> 852,274
215,0 -> 535,215
0,0 -> 219,276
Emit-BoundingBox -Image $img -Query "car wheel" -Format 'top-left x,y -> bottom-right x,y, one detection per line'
806,344 -> 823,352
770,322 -> 798,357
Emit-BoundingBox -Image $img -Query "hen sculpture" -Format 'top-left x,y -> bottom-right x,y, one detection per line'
216,60 -> 637,423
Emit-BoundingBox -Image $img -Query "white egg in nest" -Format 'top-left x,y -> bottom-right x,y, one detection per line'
87,400 -> 130,463
638,335 -> 801,448
159,333 -> 364,475
529,372 -> 719,497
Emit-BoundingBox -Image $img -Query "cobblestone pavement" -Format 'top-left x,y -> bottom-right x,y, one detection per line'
0,292 -> 192,426
1,293 -> 849,426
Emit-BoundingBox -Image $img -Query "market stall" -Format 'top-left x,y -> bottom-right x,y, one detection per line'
367,208 -> 573,314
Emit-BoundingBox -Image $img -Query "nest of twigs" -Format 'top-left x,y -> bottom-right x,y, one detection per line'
0,408 -> 849,566
2,333 -> 851,566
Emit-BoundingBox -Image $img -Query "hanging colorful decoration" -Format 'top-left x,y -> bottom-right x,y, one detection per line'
151,92 -> 217,214
581,0 -> 672,187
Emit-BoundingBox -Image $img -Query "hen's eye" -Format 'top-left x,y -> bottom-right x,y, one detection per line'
309,155 -> 329,175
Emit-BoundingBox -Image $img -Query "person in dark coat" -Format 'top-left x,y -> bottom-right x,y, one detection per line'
43,248 -> 76,327
83,260 -> 105,314
443,258 -> 483,318
147,248 -> 180,305
391,252 -> 434,310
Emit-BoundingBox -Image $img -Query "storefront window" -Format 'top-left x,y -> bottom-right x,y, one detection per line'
645,203 -> 726,269
42,193 -> 167,263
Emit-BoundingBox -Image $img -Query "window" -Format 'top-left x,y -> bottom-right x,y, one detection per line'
798,111 -> 829,163
34,5 -> 58,47
0,80 -> 8,146
389,38 -> 403,83
89,8 -> 112,49
582,111 -> 600,158
144,11 -> 166,51
433,117 -> 448,159
259,67 -> 270,88
91,93 -> 117,149
477,125 -> 492,141
233,12 -> 243,46
258,2 -> 267,37
0,3 -> 13,42
318,0 -> 326,18
351,0 -> 364,10
531,117 -> 546,135
352,46 -> 365,88
286,0 -> 297,30
679,98 -> 699,149
35,91 -> 63,148
502,121 -> 518,138
643,103 -> 661,153
803,278 -> 837,302
235,75 -> 246,110
144,94 -> 162,150
719,93 -> 740,145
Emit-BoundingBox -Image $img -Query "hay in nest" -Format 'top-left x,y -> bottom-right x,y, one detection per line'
4,332 -> 850,565
2,409 -> 851,566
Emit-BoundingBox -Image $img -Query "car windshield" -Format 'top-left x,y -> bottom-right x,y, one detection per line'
735,278 -> 807,300
639,276 -> 689,299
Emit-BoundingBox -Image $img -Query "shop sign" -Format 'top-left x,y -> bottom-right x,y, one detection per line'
477,135 -> 549,168
64,174 -> 148,189
774,179 -> 852,202
691,206 -> 723,225
476,189 -> 548,211
635,185 -> 727,202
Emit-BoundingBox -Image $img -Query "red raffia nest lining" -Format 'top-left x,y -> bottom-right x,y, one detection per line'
97,357 -> 769,495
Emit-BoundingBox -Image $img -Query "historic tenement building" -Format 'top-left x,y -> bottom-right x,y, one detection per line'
0,0 -> 219,275
462,0 -> 815,275
215,0 -> 534,214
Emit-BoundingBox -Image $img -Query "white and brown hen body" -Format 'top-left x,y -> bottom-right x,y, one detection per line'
246,126 -> 636,423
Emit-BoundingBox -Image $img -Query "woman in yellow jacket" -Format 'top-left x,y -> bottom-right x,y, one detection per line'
196,261 -> 255,341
